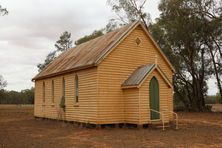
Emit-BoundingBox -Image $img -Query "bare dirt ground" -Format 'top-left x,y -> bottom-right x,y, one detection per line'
0,106 -> 222,148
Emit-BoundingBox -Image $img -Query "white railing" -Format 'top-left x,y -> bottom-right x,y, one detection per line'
150,109 -> 165,130
169,111 -> 179,130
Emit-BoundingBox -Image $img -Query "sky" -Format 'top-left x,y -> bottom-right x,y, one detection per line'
0,0 -> 218,95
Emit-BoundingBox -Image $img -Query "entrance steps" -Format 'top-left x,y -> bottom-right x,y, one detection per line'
149,109 -> 179,130
150,120 -> 170,129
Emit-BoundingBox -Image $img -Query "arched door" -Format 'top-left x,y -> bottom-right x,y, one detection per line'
149,77 -> 160,120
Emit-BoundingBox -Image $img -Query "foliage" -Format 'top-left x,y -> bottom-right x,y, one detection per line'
37,31 -> 73,72
59,96 -> 65,111
0,87 -> 34,104
203,105 -> 212,112
107,0 -> 151,29
0,75 -> 7,90
0,4 -> 8,16
149,0 -> 222,111
55,31 -> 73,52
37,51 -> 57,72
205,94 -> 221,104
75,30 -> 104,45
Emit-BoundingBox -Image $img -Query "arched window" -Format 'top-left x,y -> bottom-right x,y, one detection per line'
62,77 -> 65,98
75,75 -> 79,103
51,80 -> 54,103
43,81 -> 45,103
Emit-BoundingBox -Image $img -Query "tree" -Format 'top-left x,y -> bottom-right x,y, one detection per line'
193,0 -> 222,102
75,30 -> 104,45
37,51 -> 56,72
149,0 -> 222,111
37,31 -> 73,72
20,87 -> 34,104
55,31 -> 73,52
0,87 -> 34,104
0,75 -> 7,104
0,75 -> 7,90
74,0 -> 151,45
0,4 -> 8,16
107,0 -> 151,29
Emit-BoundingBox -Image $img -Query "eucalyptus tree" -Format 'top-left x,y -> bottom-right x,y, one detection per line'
0,75 -> 7,90
75,30 -> 104,45
0,4 -> 8,16
107,0 -> 151,30
37,31 -> 73,72
150,0 -> 222,110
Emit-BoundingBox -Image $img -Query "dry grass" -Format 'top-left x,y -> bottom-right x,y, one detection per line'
0,106 -> 222,148
208,104 -> 222,112
0,104 -> 33,109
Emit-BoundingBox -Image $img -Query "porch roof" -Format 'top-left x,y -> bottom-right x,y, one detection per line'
121,64 -> 172,89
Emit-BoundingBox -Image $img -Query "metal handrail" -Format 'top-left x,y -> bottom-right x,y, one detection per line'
162,109 -> 179,130
150,109 -> 165,130
169,111 -> 179,129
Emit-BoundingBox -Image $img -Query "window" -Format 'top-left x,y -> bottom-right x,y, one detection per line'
62,77 -> 65,97
51,80 -> 54,103
43,81 -> 45,103
75,75 -> 79,103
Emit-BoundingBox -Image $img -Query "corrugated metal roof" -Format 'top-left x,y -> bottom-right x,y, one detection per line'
32,21 -> 139,80
122,64 -> 155,88
32,20 -> 175,81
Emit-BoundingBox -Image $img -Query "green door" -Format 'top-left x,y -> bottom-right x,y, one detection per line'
149,77 -> 160,120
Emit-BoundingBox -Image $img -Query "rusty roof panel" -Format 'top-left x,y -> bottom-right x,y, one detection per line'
122,64 -> 155,87
32,22 -> 137,80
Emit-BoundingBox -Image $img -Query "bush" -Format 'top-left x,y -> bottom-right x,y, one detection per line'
203,105 -> 212,112
59,96 -> 66,111
174,102 -> 186,112
205,95 -> 220,104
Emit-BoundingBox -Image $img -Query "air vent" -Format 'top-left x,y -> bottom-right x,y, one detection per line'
135,38 -> 141,45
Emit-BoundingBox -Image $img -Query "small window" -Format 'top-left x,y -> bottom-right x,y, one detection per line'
62,77 -> 65,98
75,75 -> 79,103
43,81 -> 45,103
51,80 -> 54,103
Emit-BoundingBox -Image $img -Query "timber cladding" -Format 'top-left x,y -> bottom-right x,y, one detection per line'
33,21 -> 174,125
34,68 -> 98,124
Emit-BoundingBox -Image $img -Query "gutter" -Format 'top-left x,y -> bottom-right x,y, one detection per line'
32,64 -> 96,81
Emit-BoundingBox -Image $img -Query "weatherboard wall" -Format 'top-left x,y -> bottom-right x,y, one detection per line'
34,67 -> 98,124
123,88 -> 140,124
97,25 -> 173,124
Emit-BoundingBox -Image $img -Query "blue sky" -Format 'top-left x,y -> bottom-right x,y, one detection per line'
0,0 -> 218,95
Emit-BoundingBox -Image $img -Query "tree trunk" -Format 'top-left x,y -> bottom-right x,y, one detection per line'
207,43 -> 222,102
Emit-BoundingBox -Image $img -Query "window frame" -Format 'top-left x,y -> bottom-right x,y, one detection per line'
75,75 -> 79,103
43,81 -> 45,103
62,77 -> 65,98
51,80 -> 54,103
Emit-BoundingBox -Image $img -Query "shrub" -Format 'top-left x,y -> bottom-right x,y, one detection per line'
203,105 -> 212,112
205,95 -> 220,104
59,96 -> 66,111
174,101 -> 186,112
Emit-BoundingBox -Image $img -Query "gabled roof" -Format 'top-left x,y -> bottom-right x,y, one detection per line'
121,64 -> 173,89
32,21 -> 175,81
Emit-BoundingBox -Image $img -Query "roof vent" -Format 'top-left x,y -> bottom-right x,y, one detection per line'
135,38 -> 141,45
